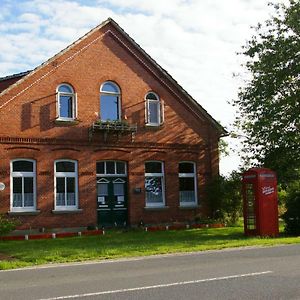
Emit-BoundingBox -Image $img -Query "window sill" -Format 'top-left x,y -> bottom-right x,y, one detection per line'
145,123 -> 164,130
8,210 -> 40,216
144,206 -> 169,211
52,209 -> 83,214
54,119 -> 80,126
179,204 -> 200,210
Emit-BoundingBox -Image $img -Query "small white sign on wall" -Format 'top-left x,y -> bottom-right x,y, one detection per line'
0,182 -> 5,191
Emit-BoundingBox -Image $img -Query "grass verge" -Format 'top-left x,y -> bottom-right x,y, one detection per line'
0,226 -> 299,270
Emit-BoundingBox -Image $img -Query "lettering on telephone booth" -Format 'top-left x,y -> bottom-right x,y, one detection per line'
262,186 -> 275,196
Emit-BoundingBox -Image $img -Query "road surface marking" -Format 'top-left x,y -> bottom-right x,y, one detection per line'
39,270 -> 273,299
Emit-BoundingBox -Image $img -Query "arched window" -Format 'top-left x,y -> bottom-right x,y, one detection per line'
145,92 -> 163,126
57,84 -> 76,120
54,160 -> 78,210
100,81 -> 121,121
10,159 -> 36,212
178,162 -> 197,206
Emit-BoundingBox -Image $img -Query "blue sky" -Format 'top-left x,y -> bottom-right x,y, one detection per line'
0,0 -> 281,174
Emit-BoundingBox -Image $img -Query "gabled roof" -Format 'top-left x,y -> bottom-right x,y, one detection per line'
0,70 -> 31,93
0,18 -> 227,136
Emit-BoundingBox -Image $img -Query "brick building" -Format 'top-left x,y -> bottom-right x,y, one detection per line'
0,18 -> 226,230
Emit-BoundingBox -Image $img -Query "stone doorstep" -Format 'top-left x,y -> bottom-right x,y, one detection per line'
0,229 -> 104,241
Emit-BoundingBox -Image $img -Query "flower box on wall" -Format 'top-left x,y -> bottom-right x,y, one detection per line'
89,120 -> 137,142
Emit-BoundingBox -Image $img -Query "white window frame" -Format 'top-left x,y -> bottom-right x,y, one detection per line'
145,92 -> 163,126
145,161 -> 165,207
100,81 -> 121,121
179,161 -> 198,206
10,159 -> 37,212
54,159 -> 78,211
96,161 -> 127,177
56,83 -> 77,121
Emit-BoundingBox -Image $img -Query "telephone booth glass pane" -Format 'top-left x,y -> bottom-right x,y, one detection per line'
246,184 -> 256,230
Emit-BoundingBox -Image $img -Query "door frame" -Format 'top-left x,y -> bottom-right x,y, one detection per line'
96,161 -> 128,227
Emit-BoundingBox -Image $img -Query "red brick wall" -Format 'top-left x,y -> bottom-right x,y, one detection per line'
0,22 -> 220,229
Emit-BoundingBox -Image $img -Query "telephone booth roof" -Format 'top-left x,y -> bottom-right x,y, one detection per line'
242,168 -> 276,180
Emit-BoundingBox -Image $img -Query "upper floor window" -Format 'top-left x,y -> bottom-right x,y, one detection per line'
10,159 -> 36,212
100,81 -> 121,121
57,84 -> 76,120
179,162 -> 197,206
145,92 -> 163,126
54,160 -> 78,210
145,161 -> 165,207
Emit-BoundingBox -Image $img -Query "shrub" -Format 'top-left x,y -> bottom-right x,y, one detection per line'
0,214 -> 19,236
206,171 -> 243,225
282,182 -> 300,235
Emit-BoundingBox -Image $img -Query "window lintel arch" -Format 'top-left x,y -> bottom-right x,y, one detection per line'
11,158 -> 35,173
56,83 -> 75,94
54,159 -> 77,173
179,161 -> 196,174
145,91 -> 159,101
100,81 -> 121,94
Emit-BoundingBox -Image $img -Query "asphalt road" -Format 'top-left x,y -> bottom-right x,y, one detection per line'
1,244 -> 300,300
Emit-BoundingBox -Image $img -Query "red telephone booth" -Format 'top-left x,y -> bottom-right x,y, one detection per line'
242,168 -> 279,237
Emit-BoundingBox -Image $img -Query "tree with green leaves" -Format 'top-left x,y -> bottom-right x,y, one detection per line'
234,0 -> 300,184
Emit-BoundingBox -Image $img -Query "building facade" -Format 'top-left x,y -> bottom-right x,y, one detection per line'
0,19 -> 226,230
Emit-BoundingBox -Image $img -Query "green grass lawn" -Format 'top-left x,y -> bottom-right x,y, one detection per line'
0,226 -> 299,270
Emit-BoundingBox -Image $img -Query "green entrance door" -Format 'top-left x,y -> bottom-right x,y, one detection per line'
96,161 -> 128,227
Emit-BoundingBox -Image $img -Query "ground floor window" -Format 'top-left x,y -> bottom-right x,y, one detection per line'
145,161 -> 165,207
54,160 -> 78,210
10,159 -> 36,212
179,162 -> 197,206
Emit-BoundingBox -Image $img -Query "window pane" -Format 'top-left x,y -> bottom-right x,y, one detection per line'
13,177 -> 22,207
145,162 -> 162,174
179,177 -> 195,191
101,82 -> 119,93
96,162 -> 105,174
13,160 -> 33,172
97,183 -> 108,196
100,95 -> 119,120
24,177 -> 34,207
58,85 -> 73,93
148,101 -> 159,124
56,161 -> 75,172
145,176 -> 163,204
180,191 -> 196,203
179,177 -> 195,203
179,163 -> 194,173
66,177 -> 75,193
116,162 -> 125,174
56,177 -> 65,206
13,177 -> 22,193
146,92 -> 158,100
66,177 -> 75,206
114,183 -> 124,196
106,161 -> 115,174
59,95 -> 73,118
